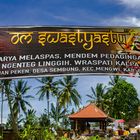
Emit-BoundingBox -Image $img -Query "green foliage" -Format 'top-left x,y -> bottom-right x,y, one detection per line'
58,76 -> 81,108
19,125 -> 55,140
5,114 -> 24,129
2,75 -> 140,140
39,109 -> 50,127
0,136 -> 3,140
50,103 -> 66,125
86,83 -> 107,110
24,109 -> 39,127
40,128 -> 55,140
59,136 -> 69,140
88,135 -> 101,140
19,124 -> 36,140
36,77 -> 58,118
108,76 -> 124,86
12,80 -> 33,117
86,76 -> 140,122
107,76 -> 140,121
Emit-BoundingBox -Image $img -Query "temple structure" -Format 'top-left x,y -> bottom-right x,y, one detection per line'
69,103 -> 112,134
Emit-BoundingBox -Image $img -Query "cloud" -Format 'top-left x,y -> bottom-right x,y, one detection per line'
116,0 -> 140,8
104,16 -> 140,26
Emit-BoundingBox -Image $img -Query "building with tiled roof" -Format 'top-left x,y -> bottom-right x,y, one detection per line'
69,103 -> 107,119
69,103 -> 112,133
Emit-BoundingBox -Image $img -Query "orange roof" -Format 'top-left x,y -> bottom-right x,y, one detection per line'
69,103 -> 108,119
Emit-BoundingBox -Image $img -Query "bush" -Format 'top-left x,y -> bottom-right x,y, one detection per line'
19,125 -> 55,140
88,135 -> 101,140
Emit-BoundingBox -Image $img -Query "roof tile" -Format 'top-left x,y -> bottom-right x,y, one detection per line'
69,103 -> 107,119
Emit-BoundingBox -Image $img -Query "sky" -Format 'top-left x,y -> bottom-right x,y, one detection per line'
1,0 -> 140,123
0,0 -> 140,26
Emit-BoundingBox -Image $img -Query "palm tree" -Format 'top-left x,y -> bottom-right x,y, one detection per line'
57,76 -> 81,130
58,76 -> 81,109
3,79 -> 19,139
50,103 -> 66,125
0,80 -> 5,126
24,109 -> 38,127
12,80 -> 33,120
36,77 -> 58,117
109,76 -> 124,86
5,114 -> 24,129
86,83 -> 106,110
39,110 -> 50,127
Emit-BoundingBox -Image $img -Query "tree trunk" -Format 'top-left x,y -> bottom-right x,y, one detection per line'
5,82 -> 18,140
7,93 -> 18,139
47,91 -> 50,118
56,97 -> 59,124
1,88 -> 3,125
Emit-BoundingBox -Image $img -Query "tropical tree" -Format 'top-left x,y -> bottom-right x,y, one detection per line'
86,83 -> 107,110
50,103 -> 66,126
102,76 -> 126,114
109,75 -> 124,86
11,80 -> 33,122
58,76 -> 81,109
39,109 -> 50,127
0,80 -> 5,126
107,79 -> 140,121
5,114 -> 24,129
3,79 -> 19,139
57,76 -> 81,130
24,109 -> 38,127
36,77 -> 58,118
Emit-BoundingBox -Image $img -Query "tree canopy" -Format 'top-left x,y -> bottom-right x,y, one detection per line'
107,77 -> 140,121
